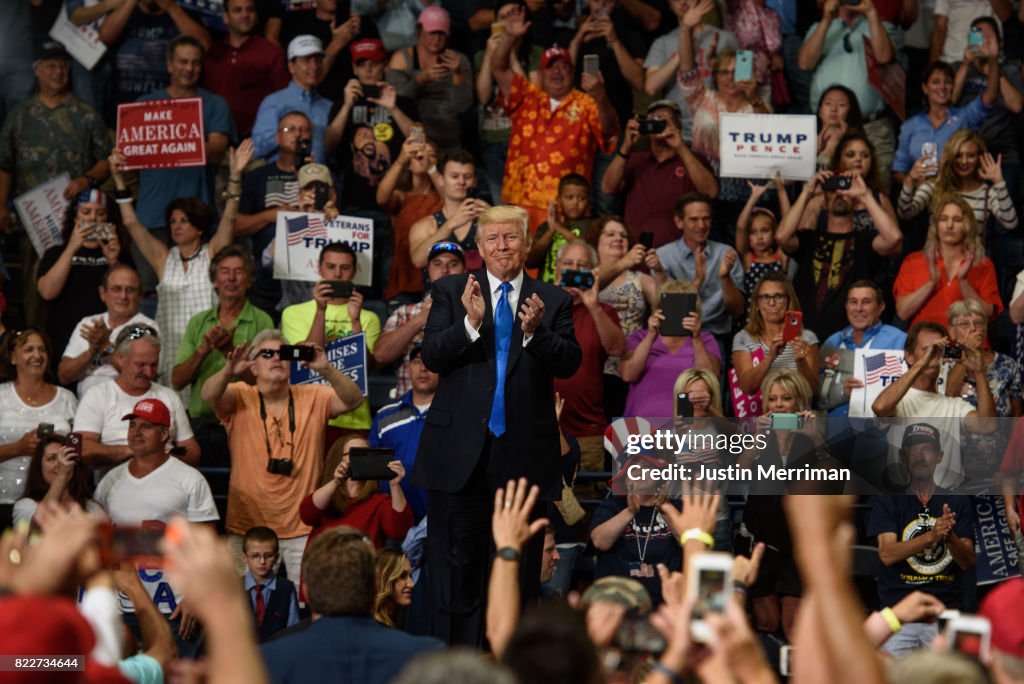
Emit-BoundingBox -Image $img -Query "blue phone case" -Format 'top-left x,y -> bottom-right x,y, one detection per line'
734,51 -> 753,81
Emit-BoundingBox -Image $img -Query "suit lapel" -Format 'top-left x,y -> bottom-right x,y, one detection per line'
505,273 -> 532,377
478,269 -> 497,375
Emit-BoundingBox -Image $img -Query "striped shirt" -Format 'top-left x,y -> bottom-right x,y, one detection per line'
897,180 -> 1018,235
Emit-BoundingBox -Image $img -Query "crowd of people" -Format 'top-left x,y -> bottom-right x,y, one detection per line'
3,0 -> 1024,682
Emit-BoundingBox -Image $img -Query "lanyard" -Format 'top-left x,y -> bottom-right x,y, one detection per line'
633,507 -> 659,564
258,389 -> 295,459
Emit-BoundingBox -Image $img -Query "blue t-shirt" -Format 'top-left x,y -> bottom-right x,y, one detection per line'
867,491 -> 974,608
113,10 -> 177,106
134,88 -> 236,229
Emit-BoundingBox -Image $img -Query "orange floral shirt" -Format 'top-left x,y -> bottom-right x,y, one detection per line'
500,73 -> 615,211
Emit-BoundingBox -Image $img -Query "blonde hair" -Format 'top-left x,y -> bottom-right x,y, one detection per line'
673,369 -> 722,415
476,205 -> 531,244
924,194 -> 985,268
760,369 -> 812,412
322,434 -> 377,514
373,548 -> 408,628
934,129 -> 987,195
657,279 -> 702,317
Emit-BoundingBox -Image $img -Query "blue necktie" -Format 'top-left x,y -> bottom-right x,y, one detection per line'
488,282 -> 513,436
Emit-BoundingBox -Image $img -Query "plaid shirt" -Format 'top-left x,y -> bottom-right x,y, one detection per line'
383,297 -> 428,397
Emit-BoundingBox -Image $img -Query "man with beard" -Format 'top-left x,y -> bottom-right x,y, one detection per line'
867,422 -> 975,657
776,170 -> 902,339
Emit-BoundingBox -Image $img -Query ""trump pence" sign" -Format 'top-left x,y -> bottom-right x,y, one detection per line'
719,113 -> 817,181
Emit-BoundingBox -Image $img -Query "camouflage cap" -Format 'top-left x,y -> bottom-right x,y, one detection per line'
580,577 -> 653,613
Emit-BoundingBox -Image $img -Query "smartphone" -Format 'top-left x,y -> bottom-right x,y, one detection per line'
36,423 -> 54,438
638,231 -> 654,250
64,431 -> 84,460
780,645 -> 794,677
490,20 -> 505,35
782,310 -> 803,343
362,83 -> 381,100
921,141 -> 938,176
312,181 -> 330,211
637,118 -> 668,135
90,222 -> 114,241
937,609 -> 961,632
279,344 -> 315,362
327,279 -> 354,298
560,269 -> 596,290
946,615 -> 991,661
838,0 -> 860,6
734,50 -> 753,82
296,137 -> 313,163
771,412 -> 803,430
409,127 -> 425,145
660,293 -> 698,337
821,175 -> 852,191
676,392 -> 694,418
613,612 -> 667,654
583,54 -> 599,77
348,447 -> 398,481
466,186 -> 481,200
968,27 -> 984,51
943,344 -> 963,359
99,523 -> 165,567
689,552 -> 733,642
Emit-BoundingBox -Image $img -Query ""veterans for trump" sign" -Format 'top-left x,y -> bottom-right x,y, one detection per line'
116,98 -> 206,170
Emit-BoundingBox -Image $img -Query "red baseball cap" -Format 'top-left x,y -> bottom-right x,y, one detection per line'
350,38 -> 387,63
979,577 -> 1024,657
121,398 -> 171,427
541,46 -> 572,69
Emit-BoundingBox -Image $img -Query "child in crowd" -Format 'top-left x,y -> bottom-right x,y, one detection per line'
735,176 -> 795,326
526,173 -> 594,283
242,526 -> 300,642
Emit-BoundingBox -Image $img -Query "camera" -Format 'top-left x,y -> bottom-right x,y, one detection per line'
296,138 -> 313,163
267,458 -> 294,476
822,175 -> 852,191
279,344 -> 315,362
362,83 -> 381,100
943,344 -> 963,359
637,118 -> 667,135
37,423 -> 54,438
559,269 -> 595,290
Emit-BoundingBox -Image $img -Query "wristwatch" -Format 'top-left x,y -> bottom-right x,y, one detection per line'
495,546 -> 521,562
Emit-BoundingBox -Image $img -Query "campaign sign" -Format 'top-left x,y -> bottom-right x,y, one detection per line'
864,37 -> 906,121
973,496 -> 1021,585
178,0 -> 228,31
116,98 -> 206,170
14,174 -> 71,257
289,333 -> 368,396
719,113 -> 817,181
273,212 -> 374,287
49,4 -> 106,70
849,349 -> 907,417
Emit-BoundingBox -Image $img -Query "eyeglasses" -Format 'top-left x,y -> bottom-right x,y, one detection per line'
757,293 -> 788,303
246,552 -> 277,561
256,349 -> 278,359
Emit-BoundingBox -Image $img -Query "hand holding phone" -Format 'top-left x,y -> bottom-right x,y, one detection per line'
689,552 -> 733,642
782,310 -> 803,343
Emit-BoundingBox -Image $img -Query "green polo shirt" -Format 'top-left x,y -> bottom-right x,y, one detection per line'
175,300 -> 275,420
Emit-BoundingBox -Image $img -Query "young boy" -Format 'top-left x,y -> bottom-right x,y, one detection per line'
527,173 -> 594,283
242,526 -> 300,641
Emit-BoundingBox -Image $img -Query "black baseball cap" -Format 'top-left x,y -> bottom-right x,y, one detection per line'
427,241 -> 465,264
35,41 -> 70,63
901,423 -> 941,450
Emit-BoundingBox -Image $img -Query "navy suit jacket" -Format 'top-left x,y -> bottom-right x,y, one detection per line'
411,269 -> 582,500
261,615 -> 443,684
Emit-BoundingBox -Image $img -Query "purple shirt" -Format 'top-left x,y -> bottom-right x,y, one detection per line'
622,329 -> 721,418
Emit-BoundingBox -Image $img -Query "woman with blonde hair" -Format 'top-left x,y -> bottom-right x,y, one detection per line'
894,195 -> 1003,327
298,434 -> 413,552
732,271 -> 820,395
897,128 -> 1018,237
374,548 -> 415,628
620,280 -> 721,417
672,368 -> 723,418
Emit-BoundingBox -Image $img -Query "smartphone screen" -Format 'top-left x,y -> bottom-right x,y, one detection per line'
693,567 -> 728,620
583,54 -> 599,76
734,50 -> 753,81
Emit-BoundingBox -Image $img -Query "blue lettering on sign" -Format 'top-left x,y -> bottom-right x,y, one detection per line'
291,332 -> 368,395
302,237 -> 372,252
151,582 -> 178,612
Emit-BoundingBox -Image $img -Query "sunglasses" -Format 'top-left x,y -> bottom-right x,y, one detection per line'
256,349 -> 279,359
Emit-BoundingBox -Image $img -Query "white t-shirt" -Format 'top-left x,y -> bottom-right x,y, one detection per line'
12,498 -> 105,526
0,382 -> 78,503
933,0 -> 995,64
62,312 -> 160,399
893,387 -> 975,489
74,381 -> 193,447
94,457 -> 219,614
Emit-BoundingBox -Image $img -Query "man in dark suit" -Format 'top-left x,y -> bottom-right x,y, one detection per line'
412,204 -> 583,646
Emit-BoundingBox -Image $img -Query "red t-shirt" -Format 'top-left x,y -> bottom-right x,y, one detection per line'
623,151 -> 699,249
555,302 -> 621,437
893,251 -> 1003,328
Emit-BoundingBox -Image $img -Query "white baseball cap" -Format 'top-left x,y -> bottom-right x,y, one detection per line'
287,35 -> 324,60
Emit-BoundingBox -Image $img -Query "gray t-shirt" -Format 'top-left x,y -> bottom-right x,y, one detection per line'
732,327 -> 820,372
645,25 -> 739,141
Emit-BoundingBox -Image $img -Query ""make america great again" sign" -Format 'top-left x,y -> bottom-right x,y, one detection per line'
116,98 -> 206,170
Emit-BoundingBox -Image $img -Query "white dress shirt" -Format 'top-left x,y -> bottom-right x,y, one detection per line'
464,270 -> 532,346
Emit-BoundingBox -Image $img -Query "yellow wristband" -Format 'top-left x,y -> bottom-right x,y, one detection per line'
681,528 -> 714,547
880,607 -> 902,634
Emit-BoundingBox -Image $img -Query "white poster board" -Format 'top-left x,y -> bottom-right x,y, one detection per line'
273,212 -> 374,287
48,4 -> 106,70
14,174 -> 71,257
719,113 -> 817,181
848,349 -> 908,417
